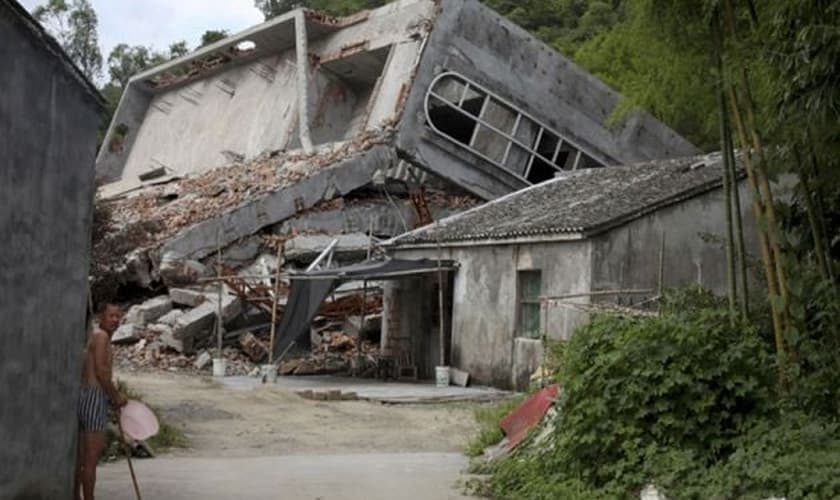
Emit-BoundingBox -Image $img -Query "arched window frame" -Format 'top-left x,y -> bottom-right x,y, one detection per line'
424,71 -> 604,183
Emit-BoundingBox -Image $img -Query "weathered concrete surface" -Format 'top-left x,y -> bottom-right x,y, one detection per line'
124,295 -> 173,326
390,182 -> 758,390
396,0 -> 698,199
512,337 -> 544,391
276,199 -> 461,237
392,241 -> 592,390
96,0 -> 436,182
97,453 -> 476,500
0,3 -> 103,498
172,294 -> 242,353
169,288 -> 209,308
590,182 -> 758,297
284,232 -> 373,261
156,145 -> 397,263
111,323 -> 140,345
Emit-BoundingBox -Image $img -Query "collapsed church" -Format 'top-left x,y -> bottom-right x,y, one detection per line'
95,0 -> 700,387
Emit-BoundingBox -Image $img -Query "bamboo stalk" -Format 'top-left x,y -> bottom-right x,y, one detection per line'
713,9 -> 737,323
794,147 -> 829,281
729,84 -> 787,381
726,123 -> 750,318
740,71 -> 792,329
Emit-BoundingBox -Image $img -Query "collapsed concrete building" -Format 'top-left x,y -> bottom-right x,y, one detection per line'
94,0 -> 698,376
0,0 -> 104,497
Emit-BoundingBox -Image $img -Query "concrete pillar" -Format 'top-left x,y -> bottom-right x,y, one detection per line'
295,10 -> 314,154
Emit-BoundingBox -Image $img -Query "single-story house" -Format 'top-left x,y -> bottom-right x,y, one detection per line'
383,153 -> 756,389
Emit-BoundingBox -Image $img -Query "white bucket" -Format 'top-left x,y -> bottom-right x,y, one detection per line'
212,358 -> 226,377
261,364 -> 277,384
435,366 -> 450,388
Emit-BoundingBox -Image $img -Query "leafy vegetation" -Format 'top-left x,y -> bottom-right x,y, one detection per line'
474,287 -> 840,498
465,396 -> 526,458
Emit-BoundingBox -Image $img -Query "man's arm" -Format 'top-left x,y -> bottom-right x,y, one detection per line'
92,332 -> 127,407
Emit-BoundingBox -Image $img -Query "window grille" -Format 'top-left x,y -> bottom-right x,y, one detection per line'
425,72 -> 604,184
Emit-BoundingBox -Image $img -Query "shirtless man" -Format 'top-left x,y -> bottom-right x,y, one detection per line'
76,303 -> 128,500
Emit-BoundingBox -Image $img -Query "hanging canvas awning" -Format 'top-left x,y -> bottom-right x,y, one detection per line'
272,259 -> 457,360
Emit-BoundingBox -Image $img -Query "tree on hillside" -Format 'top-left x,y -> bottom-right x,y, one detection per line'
200,29 -> 229,47
254,0 -> 307,19
106,44 -> 167,88
254,0 -> 389,19
168,40 -> 189,58
33,0 -> 103,81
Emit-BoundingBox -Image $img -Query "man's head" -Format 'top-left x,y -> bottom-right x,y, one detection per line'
97,303 -> 122,335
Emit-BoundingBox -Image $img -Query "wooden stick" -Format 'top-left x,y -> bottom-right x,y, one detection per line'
268,245 -> 283,365
117,417 -> 142,500
540,289 -> 654,302
658,232 -> 666,315
216,229 -> 224,359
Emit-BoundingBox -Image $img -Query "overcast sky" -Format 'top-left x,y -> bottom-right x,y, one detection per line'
20,0 -> 264,74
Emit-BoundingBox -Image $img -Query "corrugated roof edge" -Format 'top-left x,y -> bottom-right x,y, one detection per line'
2,0 -> 105,109
385,153 -> 735,247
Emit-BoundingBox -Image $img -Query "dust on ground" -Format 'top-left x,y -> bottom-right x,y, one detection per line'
116,370 -> 481,458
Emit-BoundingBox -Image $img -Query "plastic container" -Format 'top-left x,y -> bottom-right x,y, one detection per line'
261,364 -> 277,384
120,400 -> 159,441
435,366 -> 450,388
212,358 -> 226,377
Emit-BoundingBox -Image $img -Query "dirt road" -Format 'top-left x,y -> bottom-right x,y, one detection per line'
97,371 -> 481,499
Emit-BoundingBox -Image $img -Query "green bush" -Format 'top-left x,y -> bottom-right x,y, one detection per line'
647,413 -> 840,499
552,310 -> 774,491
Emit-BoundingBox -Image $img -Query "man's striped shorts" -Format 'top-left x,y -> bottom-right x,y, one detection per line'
78,385 -> 110,432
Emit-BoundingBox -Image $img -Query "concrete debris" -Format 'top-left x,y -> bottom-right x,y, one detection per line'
295,389 -> 358,401
102,133 -> 395,281
223,237 -> 261,264
283,233 -> 374,262
343,314 -> 382,339
239,332 -> 268,363
111,323 -> 140,345
169,288 -> 208,307
157,309 -> 184,327
159,252 -> 212,288
172,293 -> 241,353
127,295 -> 173,325
280,359 -> 302,376
194,350 -> 212,370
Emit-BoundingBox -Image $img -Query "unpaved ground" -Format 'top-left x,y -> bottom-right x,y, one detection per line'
97,371 -> 483,499
114,371 -> 479,457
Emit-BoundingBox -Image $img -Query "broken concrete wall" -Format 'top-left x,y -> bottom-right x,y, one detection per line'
0,4 -> 102,497
395,0 -> 699,199
96,0 -> 437,183
155,144 -> 397,266
391,241 -> 592,390
590,181 -> 758,297
123,54 -> 300,179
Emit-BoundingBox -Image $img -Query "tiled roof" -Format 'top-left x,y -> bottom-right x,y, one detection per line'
391,153 -> 729,245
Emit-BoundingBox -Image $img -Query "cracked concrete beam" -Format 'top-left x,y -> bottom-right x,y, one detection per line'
156,144 -> 397,264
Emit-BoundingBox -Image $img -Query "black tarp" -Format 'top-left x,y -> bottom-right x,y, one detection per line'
271,259 -> 456,360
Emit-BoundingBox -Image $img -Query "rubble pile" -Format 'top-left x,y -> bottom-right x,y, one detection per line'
106,129 -> 394,248
110,274 -> 386,378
